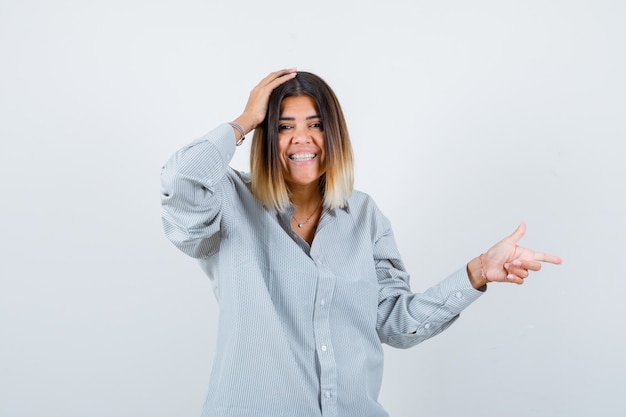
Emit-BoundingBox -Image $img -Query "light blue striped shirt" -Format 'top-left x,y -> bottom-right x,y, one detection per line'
160,124 -> 484,417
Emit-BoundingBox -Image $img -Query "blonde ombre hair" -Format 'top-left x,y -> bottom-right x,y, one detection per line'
250,72 -> 354,212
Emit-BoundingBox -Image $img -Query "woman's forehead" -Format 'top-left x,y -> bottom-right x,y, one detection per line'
279,95 -> 319,117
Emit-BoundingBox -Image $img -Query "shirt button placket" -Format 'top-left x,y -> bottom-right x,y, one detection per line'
313,263 -> 338,416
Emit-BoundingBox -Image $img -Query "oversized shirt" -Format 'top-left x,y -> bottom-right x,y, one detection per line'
160,124 -> 484,417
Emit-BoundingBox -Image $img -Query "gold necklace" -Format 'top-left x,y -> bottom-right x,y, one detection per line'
292,201 -> 322,228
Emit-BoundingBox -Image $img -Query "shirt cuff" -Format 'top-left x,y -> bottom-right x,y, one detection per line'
199,123 -> 237,169
434,266 -> 486,315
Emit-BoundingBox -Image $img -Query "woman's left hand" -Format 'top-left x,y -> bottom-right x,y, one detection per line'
470,222 -> 562,287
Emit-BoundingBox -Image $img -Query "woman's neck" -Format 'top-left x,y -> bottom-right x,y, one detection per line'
288,183 -> 324,244
288,183 -> 322,210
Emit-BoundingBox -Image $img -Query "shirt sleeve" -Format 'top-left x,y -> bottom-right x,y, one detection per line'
374,212 -> 485,349
160,123 -> 237,258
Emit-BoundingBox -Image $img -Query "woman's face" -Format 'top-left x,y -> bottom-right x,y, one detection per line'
277,95 -> 326,189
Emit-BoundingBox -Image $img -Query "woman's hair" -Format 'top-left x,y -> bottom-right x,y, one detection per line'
250,71 -> 354,212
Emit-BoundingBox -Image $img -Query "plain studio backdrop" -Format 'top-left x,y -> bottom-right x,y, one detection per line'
1,1 -> 624,416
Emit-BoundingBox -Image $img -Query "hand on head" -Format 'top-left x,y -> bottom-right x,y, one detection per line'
234,68 -> 298,134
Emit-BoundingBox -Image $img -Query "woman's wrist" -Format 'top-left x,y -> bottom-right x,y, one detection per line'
228,114 -> 257,146
467,256 -> 488,290
233,113 -> 257,136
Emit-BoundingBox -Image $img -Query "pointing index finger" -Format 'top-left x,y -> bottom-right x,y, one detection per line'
533,251 -> 563,265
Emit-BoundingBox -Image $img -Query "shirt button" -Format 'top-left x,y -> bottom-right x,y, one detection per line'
320,299 -> 325,306
321,345 -> 327,352
455,291 -> 463,299
424,323 -> 431,329
324,391 -> 332,399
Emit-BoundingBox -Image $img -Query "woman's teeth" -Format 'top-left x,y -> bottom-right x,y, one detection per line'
289,153 -> 316,161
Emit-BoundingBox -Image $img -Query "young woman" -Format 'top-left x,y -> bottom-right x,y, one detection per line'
160,68 -> 562,417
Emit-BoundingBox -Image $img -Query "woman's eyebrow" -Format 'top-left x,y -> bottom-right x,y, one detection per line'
279,114 -> 321,121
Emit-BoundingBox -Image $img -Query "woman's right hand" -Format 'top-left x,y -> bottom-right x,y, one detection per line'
233,68 -> 298,136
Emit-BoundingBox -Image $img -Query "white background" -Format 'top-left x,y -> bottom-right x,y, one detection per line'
1,1 -> 624,416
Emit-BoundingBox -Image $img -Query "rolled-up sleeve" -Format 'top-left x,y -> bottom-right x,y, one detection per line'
160,124 -> 236,258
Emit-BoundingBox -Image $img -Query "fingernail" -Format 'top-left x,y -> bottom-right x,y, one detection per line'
512,260 -> 522,266
504,263 -> 510,269
507,274 -> 515,280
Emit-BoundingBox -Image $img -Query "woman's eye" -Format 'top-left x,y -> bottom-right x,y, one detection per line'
310,122 -> 322,129
278,125 -> 292,130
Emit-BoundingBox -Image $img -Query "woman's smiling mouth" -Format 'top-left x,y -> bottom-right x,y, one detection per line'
289,153 -> 317,161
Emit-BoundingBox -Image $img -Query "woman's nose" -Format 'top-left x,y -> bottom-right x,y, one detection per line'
292,126 -> 311,144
